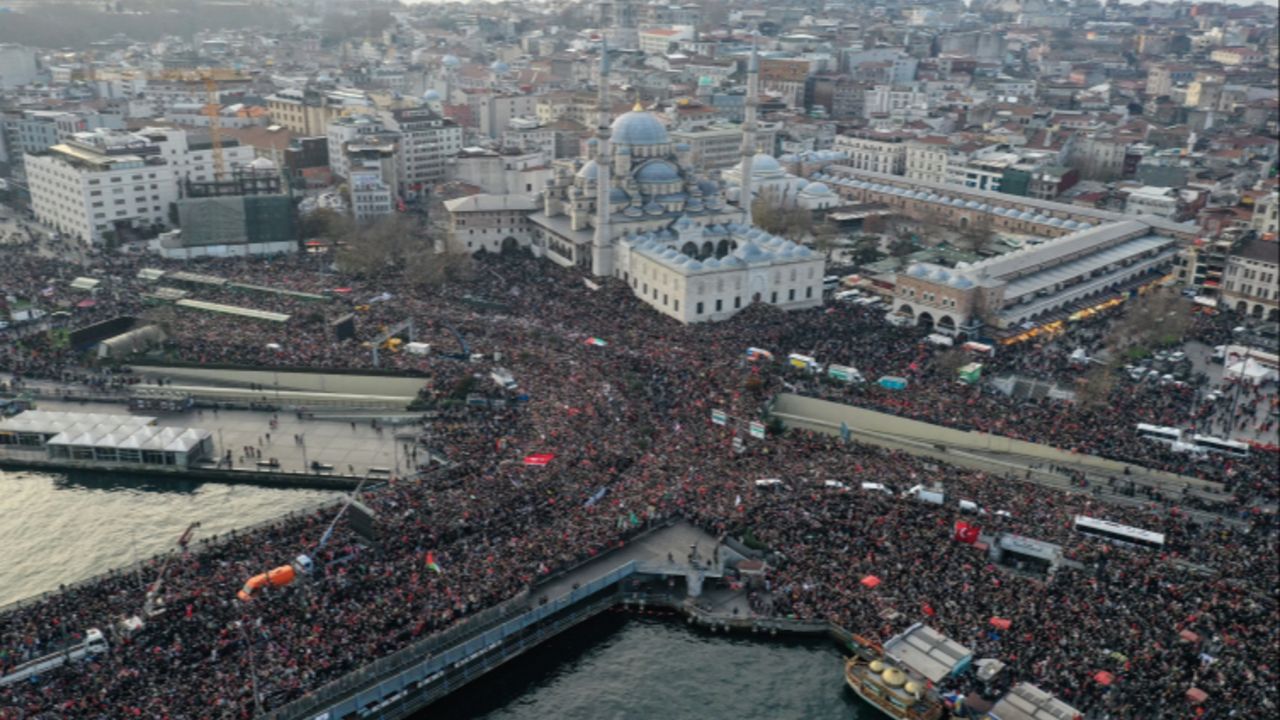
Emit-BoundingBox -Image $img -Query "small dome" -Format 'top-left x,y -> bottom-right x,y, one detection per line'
635,160 -> 680,184
869,660 -> 885,673
1064,220 -> 1081,230
804,182 -> 832,195
881,668 -> 906,687
951,198 -> 966,207
624,205 -> 644,217
950,275 -> 975,289
742,153 -> 782,177
644,201 -> 665,215
611,110 -> 670,146
685,260 -> 703,271
1048,217 -> 1065,227
907,264 -> 928,278
441,55 -> 460,68
610,187 -> 630,202
422,89 -> 441,102
576,160 -> 599,180
932,268 -> 951,282
965,200 -> 981,209
1018,211 -> 1035,221
490,60 -> 510,74
703,258 -> 720,269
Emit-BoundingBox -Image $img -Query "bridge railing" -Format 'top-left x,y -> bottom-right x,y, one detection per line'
266,561 -> 639,720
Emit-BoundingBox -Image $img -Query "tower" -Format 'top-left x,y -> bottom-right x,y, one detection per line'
591,42 -> 615,277
739,38 -> 761,224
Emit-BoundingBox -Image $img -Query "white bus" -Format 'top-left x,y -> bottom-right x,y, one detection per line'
0,628 -> 108,687
1191,434 -> 1250,458
1073,516 -> 1165,549
1135,423 -> 1184,446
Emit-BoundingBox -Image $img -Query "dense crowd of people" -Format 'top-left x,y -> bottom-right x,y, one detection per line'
1,246 -> 1276,719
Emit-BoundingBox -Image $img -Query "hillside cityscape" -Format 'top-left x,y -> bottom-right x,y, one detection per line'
0,1 -> 1277,719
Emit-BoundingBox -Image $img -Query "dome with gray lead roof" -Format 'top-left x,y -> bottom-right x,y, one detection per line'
610,111 -> 670,146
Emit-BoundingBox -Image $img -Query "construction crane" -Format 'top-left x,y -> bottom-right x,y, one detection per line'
153,68 -> 244,180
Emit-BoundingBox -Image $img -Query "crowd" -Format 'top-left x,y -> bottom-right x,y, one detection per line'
0,246 -> 1276,719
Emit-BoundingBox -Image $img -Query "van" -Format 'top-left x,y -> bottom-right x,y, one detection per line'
834,290 -> 861,302
823,275 -> 840,292
885,314 -> 913,327
861,482 -> 893,495
926,333 -> 954,347
958,499 -> 985,514
905,484 -> 945,505
490,368 -> 518,391
788,353 -> 821,372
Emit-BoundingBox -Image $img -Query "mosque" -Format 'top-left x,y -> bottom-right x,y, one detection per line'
521,45 -> 825,324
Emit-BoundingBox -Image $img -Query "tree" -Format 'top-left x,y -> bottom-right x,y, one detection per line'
1077,357 -> 1121,408
335,216 -> 426,277
299,208 -> 350,241
888,237 -> 916,259
934,349 -> 969,377
1106,287 -> 1189,353
751,198 -> 813,241
961,211 -> 996,255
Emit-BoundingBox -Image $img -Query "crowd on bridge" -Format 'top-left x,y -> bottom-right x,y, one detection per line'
1,245 -> 1276,719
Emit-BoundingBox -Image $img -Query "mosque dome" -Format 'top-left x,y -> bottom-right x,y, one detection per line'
747,153 -> 783,177
490,60 -> 510,74
422,89 -> 441,102
576,160 -> 599,180
634,160 -> 680,184
802,182 -> 832,196
907,264 -> 929,278
611,110 -> 670,146
441,55 -> 460,68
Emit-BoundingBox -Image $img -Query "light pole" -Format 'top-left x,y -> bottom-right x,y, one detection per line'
237,619 -> 264,717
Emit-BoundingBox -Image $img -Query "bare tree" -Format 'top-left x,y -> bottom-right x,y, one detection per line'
1077,356 -> 1121,407
1106,287 -> 1189,356
934,349 -> 969,377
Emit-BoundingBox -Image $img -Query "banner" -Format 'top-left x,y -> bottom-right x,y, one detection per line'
711,409 -> 728,426
523,453 -> 556,466
749,421 -> 766,440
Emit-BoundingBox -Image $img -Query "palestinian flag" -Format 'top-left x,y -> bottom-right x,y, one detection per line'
584,337 -> 608,347
425,551 -> 442,574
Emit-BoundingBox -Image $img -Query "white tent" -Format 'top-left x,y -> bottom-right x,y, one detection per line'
1225,357 -> 1277,385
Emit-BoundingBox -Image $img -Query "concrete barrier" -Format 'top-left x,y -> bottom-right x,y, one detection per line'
772,393 -> 1212,490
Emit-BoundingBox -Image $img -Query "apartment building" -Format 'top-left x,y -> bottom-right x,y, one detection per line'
384,106 -> 462,190
833,131 -> 909,175
669,122 -> 778,172
25,130 -> 178,244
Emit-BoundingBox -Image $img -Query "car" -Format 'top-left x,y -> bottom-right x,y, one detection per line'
1169,351 -> 1187,363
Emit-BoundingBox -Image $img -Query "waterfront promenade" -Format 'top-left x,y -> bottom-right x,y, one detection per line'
0,397 -> 405,487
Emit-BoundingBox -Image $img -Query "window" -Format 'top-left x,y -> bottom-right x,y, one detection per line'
771,291 -> 778,303
715,299 -> 722,312
696,302 -> 704,315
788,289 -> 796,301
806,287 -> 813,298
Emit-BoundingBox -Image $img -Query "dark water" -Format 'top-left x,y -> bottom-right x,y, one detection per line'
426,612 -> 871,720
0,470 -> 340,607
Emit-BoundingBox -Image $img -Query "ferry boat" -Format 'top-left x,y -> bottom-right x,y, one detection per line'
844,636 -> 944,720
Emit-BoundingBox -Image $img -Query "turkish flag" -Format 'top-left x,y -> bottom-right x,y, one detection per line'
954,521 -> 980,544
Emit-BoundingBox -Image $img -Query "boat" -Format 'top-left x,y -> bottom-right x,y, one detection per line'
844,635 -> 944,720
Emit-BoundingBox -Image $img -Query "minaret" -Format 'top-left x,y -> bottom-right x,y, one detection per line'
739,36 -> 761,225
591,41 -> 615,277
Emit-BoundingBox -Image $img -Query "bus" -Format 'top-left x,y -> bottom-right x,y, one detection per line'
1073,516 -> 1165,549
1191,434 -> 1250,458
1135,423 -> 1183,446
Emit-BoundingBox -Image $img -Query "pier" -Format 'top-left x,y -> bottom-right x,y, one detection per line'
260,519 -> 834,720
0,397 -> 409,490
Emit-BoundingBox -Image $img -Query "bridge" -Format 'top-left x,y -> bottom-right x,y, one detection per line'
263,520 -> 740,720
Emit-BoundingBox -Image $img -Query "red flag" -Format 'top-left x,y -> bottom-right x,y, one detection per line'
954,521 -> 980,544
922,603 -> 936,617
523,453 -> 556,466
